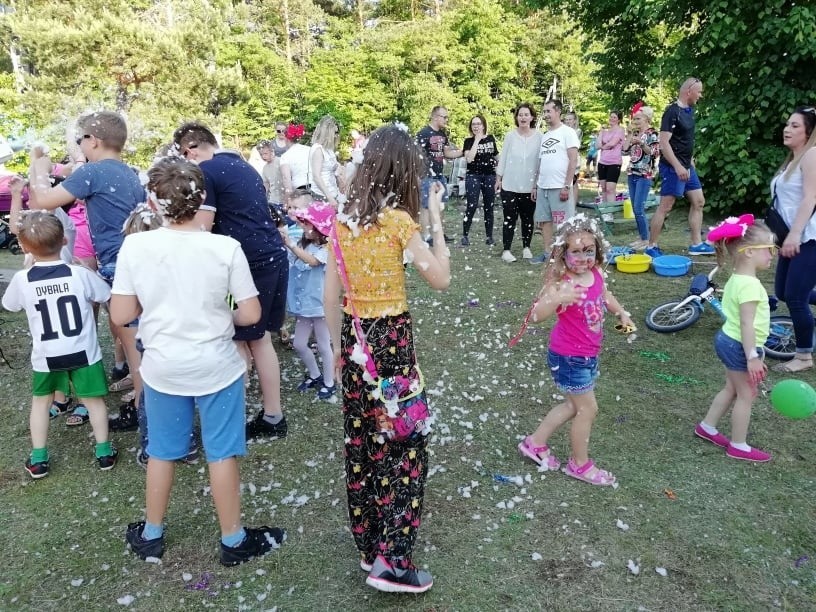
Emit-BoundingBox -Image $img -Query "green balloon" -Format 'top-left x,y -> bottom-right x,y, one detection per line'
770,379 -> 816,420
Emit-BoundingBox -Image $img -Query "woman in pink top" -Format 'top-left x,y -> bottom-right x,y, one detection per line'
515,214 -> 633,486
597,110 -> 625,202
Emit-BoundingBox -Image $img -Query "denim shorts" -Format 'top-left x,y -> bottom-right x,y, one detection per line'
144,375 -> 246,462
659,162 -> 702,197
547,349 -> 599,395
714,330 -> 764,372
420,176 -> 449,209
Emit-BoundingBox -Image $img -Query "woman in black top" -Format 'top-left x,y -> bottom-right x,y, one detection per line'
461,114 -> 499,246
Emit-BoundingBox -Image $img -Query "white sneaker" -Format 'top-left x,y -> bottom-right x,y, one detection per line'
522,247 -> 533,259
501,250 -> 517,263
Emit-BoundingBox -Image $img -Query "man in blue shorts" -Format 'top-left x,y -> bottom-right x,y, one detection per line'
415,106 -> 462,244
173,123 -> 290,440
646,78 -> 713,257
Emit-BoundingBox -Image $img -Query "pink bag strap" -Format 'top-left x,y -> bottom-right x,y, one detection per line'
329,222 -> 380,381
508,298 -> 540,348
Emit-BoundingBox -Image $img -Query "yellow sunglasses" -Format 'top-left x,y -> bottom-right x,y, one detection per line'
737,243 -> 777,254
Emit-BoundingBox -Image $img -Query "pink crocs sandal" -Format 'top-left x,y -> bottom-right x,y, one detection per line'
517,436 -> 561,470
563,458 -> 616,486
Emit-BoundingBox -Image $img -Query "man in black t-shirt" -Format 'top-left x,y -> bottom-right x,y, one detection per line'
415,106 -> 463,243
646,78 -> 713,257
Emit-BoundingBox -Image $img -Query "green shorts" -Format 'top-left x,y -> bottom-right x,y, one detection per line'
32,361 -> 108,398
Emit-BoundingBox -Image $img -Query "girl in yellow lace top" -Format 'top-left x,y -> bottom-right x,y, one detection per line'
324,125 -> 450,593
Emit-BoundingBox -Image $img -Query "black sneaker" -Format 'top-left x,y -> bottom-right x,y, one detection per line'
365,555 -> 433,594
97,448 -> 118,471
136,447 -> 149,470
25,457 -> 49,480
109,400 -> 138,432
110,363 -> 130,382
296,374 -> 323,392
220,526 -> 286,567
126,521 -> 166,560
246,412 -> 288,440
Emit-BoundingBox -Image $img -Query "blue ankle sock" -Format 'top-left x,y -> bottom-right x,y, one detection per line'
142,522 -> 163,540
221,528 -> 246,548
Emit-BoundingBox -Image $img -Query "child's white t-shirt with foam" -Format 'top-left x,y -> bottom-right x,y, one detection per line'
111,227 -> 259,396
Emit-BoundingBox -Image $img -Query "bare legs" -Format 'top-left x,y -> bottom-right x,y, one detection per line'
528,391 -> 599,465
702,369 -> 754,445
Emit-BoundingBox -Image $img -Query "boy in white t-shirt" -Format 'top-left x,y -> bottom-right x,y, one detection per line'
111,158 -> 285,566
2,212 -> 116,479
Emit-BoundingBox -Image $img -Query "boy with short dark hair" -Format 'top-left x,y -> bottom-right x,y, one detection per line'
173,121 -> 290,440
27,111 -> 147,432
111,158 -> 285,565
2,211 -> 117,479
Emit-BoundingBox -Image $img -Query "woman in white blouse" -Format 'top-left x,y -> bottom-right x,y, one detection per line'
495,103 -> 543,263
773,106 -> 816,373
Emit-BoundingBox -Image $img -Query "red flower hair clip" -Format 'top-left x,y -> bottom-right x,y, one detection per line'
707,214 -> 755,242
285,123 -> 305,140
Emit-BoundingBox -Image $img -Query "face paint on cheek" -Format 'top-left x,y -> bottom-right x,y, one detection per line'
565,252 -> 584,269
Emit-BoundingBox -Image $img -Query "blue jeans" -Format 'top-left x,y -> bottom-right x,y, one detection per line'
775,239 -> 816,352
628,174 -> 652,241
463,174 -> 495,238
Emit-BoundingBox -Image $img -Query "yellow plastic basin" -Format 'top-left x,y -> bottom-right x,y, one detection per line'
615,253 -> 652,273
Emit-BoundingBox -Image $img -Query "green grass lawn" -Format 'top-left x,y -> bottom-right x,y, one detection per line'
0,202 -> 814,611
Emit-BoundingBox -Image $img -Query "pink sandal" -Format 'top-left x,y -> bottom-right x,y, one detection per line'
563,458 -> 616,486
517,436 -> 561,470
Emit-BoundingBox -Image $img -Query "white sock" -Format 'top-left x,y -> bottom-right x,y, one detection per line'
730,441 -> 751,452
699,422 -> 718,435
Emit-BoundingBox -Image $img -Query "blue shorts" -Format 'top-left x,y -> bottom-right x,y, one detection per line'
547,349 -> 599,395
714,330 -> 764,372
659,162 -> 702,198
234,262 -> 288,341
99,263 -> 139,327
144,375 -> 246,462
420,176 -> 449,210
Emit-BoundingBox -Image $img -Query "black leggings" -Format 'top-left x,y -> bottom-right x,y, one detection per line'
501,190 -> 535,250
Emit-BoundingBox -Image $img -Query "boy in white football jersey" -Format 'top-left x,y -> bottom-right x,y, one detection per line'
2,211 -> 117,479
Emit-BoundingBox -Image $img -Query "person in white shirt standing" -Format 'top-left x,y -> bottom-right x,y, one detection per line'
112,158 -> 285,566
530,99 -> 579,264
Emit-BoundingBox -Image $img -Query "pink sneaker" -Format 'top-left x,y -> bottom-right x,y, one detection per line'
517,436 -> 561,470
694,423 -> 730,448
726,445 -> 771,463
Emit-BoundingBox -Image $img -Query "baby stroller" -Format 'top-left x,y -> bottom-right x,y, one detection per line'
0,174 -> 23,254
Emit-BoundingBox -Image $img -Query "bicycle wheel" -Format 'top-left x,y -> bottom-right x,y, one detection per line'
645,300 -> 702,332
764,315 -> 796,360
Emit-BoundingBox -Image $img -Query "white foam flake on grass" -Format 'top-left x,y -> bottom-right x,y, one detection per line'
627,559 -> 640,575
71,578 -> 83,587
117,594 -> 135,606
616,519 -> 630,531
656,567 -> 668,577
531,552 -> 542,561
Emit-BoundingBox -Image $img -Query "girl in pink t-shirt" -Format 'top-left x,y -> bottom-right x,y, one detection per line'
516,214 -> 634,486
66,200 -> 96,269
